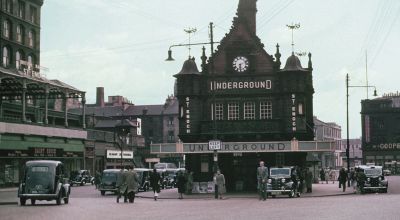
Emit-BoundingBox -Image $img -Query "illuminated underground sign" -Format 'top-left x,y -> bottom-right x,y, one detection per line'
184,142 -> 290,153
210,80 -> 272,91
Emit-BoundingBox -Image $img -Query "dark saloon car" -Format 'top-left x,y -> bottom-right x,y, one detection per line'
70,170 -> 94,186
356,165 -> 388,193
267,167 -> 299,198
98,169 -> 125,196
134,168 -> 151,192
18,160 -> 70,206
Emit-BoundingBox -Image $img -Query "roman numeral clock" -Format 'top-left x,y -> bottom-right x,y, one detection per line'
232,56 -> 249,72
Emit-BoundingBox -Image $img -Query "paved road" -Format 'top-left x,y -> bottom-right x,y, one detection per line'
0,176 -> 399,220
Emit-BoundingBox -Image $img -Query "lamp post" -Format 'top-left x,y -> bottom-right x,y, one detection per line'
166,22 -> 220,173
115,119 -> 133,169
346,73 -> 377,186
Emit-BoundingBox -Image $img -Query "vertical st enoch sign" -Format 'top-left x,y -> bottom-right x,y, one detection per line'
183,142 -> 291,153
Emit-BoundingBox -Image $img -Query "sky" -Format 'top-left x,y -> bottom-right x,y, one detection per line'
39,0 -> 400,139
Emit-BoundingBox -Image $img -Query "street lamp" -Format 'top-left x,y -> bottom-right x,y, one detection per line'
115,119 -> 134,169
166,23 -> 220,173
346,73 -> 377,186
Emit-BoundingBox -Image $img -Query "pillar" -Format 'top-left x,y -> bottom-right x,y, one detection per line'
44,85 -> 49,124
22,79 -> 27,122
64,92 -> 68,127
82,93 -> 86,129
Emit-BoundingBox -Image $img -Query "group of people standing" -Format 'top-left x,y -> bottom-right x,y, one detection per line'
319,167 -> 358,192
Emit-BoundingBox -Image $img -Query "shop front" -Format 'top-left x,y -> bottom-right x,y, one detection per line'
0,134 -> 85,187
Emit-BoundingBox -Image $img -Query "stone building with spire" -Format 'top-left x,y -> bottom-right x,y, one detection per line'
152,0 -> 334,192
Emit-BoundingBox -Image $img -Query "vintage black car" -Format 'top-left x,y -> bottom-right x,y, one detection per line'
134,168 -> 151,191
267,167 -> 299,198
357,165 -> 388,193
99,169 -> 125,196
18,160 -> 70,206
70,170 -> 94,186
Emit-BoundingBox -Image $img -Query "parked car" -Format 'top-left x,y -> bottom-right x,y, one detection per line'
356,165 -> 388,193
98,169 -> 125,196
18,160 -> 70,206
134,168 -> 151,192
267,167 -> 300,198
70,170 -> 94,186
383,169 -> 392,176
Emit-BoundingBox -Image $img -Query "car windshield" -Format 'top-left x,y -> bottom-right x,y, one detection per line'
364,168 -> 382,176
270,168 -> 291,176
102,172 -> 117,182
26,166 -> 53,189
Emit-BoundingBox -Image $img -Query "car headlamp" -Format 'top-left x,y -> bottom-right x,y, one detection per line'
367,178 -> 370,182
268,179 -> 272,184
378,177 -> 382,181
281,179 -> 286,183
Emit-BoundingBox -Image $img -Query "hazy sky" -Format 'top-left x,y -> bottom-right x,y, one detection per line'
40,0 -> 400,138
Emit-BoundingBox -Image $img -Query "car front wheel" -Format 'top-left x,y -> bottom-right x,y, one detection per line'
56,192 -> 62,205
289,190 -> 295,198
101,191 -> 105,196
31,199 -> 36,205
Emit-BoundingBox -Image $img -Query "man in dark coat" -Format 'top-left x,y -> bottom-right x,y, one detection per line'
176,171 -> 186,199
338,167 -> 348,192
116,169 -> 127,203
257,161 -> 268,201
305,168 -> 313,193
150,168 -> 161,201
320,168 -> 325,183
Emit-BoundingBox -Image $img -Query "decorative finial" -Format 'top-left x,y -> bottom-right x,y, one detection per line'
275,43 -> 281,68
184,27 -> 197,57
286,23 -> 300,53
308,52 -> 313,70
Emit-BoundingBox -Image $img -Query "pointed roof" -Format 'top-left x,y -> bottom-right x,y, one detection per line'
174,57 -> 201,76
281,53 -> 308,72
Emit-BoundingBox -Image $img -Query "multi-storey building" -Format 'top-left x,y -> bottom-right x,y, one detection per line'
71,87 -> 179,169
361,92 -> 400,174
341,138 -> 362,167
313,116 -> 342,168
152,0 -> 336,192
0,0 -> 87,187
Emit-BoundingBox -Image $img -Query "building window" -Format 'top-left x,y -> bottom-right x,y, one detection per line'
168,131 -> 175,142
3,47 -> 10,67
28,30 -> 34,47
18,1 -> 25,18
30,6 -> 37,23
16,51 -> 22,69
298,102 -> 304,115
3,20 -> 10,38
3,0 -> 12,13
27,54 -> 34,69
228,102 -> 239,120
260,101 -> 272,119
16,25 -> 24,43
244,102 -> 255,120
168,116 -> 174,125
215,103 -> 223,120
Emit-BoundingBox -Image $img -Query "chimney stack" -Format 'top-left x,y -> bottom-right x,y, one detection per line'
96,87 -> 105,107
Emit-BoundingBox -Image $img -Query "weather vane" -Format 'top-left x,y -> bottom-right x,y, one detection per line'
286,23 -> 300,53
184,27 -> 197,58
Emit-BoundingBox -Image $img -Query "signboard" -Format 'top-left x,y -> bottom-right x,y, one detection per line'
145,158 -> 160,163
106,150 -> 133,159
136,118 -> 142,136
208,140 -> 221,150
186,142 -> 291,153
29,147 -> 63,157
366,143 -> 400,151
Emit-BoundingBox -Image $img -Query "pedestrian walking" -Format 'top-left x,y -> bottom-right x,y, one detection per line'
213,172 -> 218,199
215,170 -> 226,199
116,169 -> 127,203
338,167 -> 348,192
150,168 -> 161,201
94,171 -> 101,189
305,168 -> 313,193
176,171 -> 186,199
319,168 -> 325,183
329,168 -> 336,184
324,169 -> 329,184
257,161 -> 268,201
124,167 -> 139,203
186,171 -> 193,194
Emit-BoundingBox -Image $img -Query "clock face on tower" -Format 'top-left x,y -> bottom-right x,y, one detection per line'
232,56 -> 249,72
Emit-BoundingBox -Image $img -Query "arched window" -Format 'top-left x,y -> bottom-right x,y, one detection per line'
3,47 -> 10,67
28,30 -> 35,47
16,50 -> 24,70
4,0 -> 12,13
3,20 -> 10,38
16,25 -> 25,43
18,1 -> 25,18
27,54 -> 34,68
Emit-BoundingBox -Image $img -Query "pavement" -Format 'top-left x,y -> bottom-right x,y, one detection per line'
0,182 -> 354,205
137,182 -> 354,200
